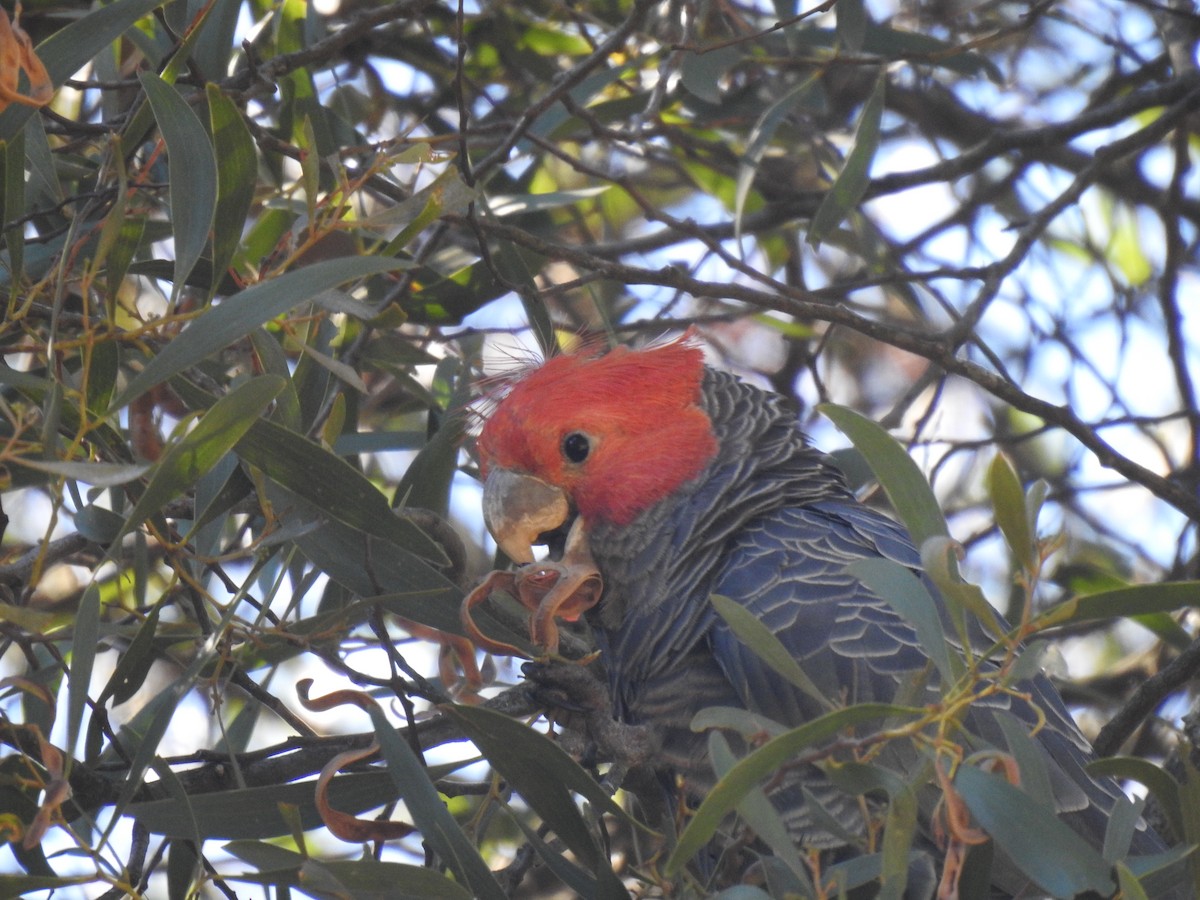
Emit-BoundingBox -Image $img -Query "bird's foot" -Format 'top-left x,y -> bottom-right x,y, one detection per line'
522,659 -> 660,790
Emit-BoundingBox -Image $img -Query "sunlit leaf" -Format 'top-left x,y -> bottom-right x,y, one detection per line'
206,84 -> 257,287
988,452 -> 1036,572
113,376 -> 285,546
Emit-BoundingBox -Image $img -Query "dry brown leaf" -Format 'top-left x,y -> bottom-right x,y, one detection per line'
0,4 -> 53,113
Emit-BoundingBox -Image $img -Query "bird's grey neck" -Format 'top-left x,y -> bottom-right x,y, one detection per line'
589,369 -> 852,631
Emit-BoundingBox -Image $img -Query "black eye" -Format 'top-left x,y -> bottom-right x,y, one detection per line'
561,431 -> 591,463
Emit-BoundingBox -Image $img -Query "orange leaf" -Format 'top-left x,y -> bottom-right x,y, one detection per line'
0,4 -> 54,113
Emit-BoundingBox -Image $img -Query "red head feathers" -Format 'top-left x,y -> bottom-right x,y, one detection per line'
477,341 -> 719,527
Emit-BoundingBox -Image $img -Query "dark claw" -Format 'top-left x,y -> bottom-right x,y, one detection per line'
520,661 -> 547,681
521,659 -> 610,715
524,682 -> 592,714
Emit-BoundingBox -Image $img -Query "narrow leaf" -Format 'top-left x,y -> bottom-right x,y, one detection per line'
444,703 -> 632,896
109,256 -> 412,411
234,416 -> 448,566
101,602 -> 163,706
0,0 -> 166,140
10,459 -> 152,487
363,703 -> 507,900
1067,582 -> 1200,622
1087,756 -> 1183,842
819,403 -> 948,548
735,76 -> 819,247
130,773 -> 399,839
988,453 -> 1035,571
808,70 -> 885,247
711,593 -> 833,710
709,731 -> 810,885
848,558 -> 958,685
66,584 -> 102,759
113,376 -> 285,546
954,763 -> 1115,897
669,703 -> 922,872
138,72 -> 217,304
206,84 -> 257,287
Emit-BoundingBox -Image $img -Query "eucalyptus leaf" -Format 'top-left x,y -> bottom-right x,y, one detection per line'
139,71 -> 217,304
819,404 -> 948,548
669,703 -> 922,873
109,256 -> 412,411
809,70 -> 885,246
954,763 -> 1115,897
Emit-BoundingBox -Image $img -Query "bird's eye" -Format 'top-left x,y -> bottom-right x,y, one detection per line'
561,431 -> 591,464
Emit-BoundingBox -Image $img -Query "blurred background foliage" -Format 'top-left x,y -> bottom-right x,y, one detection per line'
0,0 -> 1198,896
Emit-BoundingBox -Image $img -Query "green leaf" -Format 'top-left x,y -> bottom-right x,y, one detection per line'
101,602 -> 163,706
394,412 -> 466,521
953,763 -> 1115,897
1116,861 -> 1152,900
206,85 -> 257,288
710,593 -> 833,710
1103,795 -> 1145,863
109,256 -> 412,411
988,453 -> 1036,571
233,416 -> 449,566
879,781 -> 918,899
225,841 -> 473,898
992,710 -> 1055,816
709,732 -> 810,886
836,0 -> 867,52
679,45 -> 742,103
1,135 -> 25,284
318,860 -> 474,900
669,703 -> 923,873
819,403 -> 949,548
9,459 -> 152,487
1066,582 -> 1200,622
488,186 -> 611,216
920,536 -> 1008,646
138,72 -> 217,304
735,75 -> 820,248
1087,756 -> 1183,843
690,706 -> 788,740
112,376 -> 285,547
848,558 -> 959,685
808,70 -> 885,246
444,703 -> 632,896
130,772 -> 399,839
361,701 -> 507,900
104,567 -> 260,839
66,584 -> 102,761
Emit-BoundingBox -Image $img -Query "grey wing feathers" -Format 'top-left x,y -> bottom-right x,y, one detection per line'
707,498 -> 1164,856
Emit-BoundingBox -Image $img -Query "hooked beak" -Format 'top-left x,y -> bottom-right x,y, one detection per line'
482,468 -> 570,564
471,468 -> 604,656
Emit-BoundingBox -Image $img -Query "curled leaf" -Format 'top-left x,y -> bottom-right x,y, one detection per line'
461,528 -> 602,658
296,680 -> 415,843
0,5 -> 53,113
